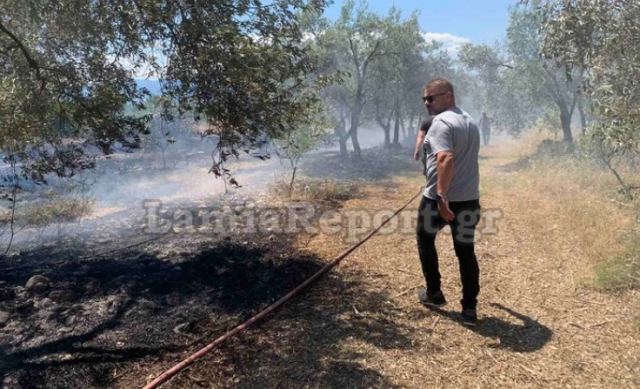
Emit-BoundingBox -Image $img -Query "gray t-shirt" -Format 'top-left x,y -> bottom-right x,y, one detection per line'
420,116 -> 434,176
423,107 -> 480,201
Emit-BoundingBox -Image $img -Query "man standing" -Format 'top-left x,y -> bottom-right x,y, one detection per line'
479,112 -> 491,146
416,78 -> 481,326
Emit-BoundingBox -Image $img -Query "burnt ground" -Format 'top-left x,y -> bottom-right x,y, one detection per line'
0,232 -> 328,388
3,142 -> 636,388
0,147 -> 418,388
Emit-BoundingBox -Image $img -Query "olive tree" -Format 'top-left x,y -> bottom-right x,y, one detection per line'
537,0 -> 640,197
0,0 -> 328,182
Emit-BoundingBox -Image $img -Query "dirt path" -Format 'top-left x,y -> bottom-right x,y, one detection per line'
324,142 -> 640,388
149,140 -> 639,388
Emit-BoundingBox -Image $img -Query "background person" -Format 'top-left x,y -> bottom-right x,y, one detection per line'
479,112 -> 491,146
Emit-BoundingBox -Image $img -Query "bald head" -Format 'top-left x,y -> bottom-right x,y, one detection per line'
423,78 -> 456,115
425,78 -> 454,96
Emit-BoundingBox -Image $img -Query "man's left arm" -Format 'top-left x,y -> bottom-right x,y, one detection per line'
436,151 -> 455,221
427,119 -> 455,221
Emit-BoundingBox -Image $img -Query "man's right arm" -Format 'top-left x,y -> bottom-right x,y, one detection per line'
413,129 -> 426,160
413,118 -> 433,160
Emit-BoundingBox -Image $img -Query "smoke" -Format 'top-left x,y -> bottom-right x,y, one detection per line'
0,120 -> 399,252
0,122 -> 280,250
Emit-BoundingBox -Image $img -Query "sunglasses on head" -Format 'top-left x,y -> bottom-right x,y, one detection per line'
422,92 -> 448,103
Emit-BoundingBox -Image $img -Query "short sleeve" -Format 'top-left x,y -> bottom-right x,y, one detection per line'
426,118 -> 453,154
419,116 -> 433,133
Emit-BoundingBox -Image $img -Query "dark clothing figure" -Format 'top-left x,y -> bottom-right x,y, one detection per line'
479,113 -> 491,146
416,196 -> 481,309
420,116 -> 434,133
418,116 -> 433,175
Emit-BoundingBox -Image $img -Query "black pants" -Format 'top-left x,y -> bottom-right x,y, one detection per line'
416,196 -> 481,309
482,130 -> 490,146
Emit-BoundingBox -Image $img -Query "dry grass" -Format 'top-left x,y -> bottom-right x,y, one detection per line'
14,191 -> 94,227
125,137 -> 640,388
187,140 -> 640,388
21,199 -> 93,227
593,254 -> 640,291
493,132 -> 640,290
269,177 -> 361,204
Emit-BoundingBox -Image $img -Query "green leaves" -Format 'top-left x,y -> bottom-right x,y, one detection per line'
538,0 -> 640,153
1,0 -> 329,184
312,1 -> 444,154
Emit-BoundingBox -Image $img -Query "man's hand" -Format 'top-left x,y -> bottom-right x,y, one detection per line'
413,149 -> 420,161
437,193 -> 454,222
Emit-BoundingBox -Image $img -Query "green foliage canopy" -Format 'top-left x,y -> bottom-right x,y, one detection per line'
0,0 -> 327,182
538,0 -> 640,152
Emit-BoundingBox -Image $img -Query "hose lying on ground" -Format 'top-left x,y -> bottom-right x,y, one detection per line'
143,188 -> 423,389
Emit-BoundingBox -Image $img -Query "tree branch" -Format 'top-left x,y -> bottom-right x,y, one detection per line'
496,62 -> 514,69
542,64 -> 565,105
348,37 -> 361,76
569,87 -> 579,118
0,21 -> 44,84
361,39 -> 382,77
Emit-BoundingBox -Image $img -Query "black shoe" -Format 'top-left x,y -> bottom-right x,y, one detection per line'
417,288 -> 447,307
461,308 -> 478,326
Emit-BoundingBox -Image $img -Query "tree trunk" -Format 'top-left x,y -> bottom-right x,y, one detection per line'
383,126 -> 391,148
578,100 -> 587,135
400,117 -> 406,140
350,105 -> 363,159
392,99 -> 401,147
545,65 -> 576,144
350,121 -> 361,158
376,114 -> 392,148
349,66 -> 368,159
406,114 -> 416,143
334,115 -> 348,158
288,166 -> 297,198
4,158 -> 18,255
559,103 -> 573,144
339,135 -> 348,157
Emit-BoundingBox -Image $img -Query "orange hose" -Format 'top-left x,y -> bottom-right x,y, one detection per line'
143,189 -> 422,389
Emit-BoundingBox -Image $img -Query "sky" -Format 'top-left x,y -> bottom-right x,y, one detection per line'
323,0 -> 518,56
135,1 -> 517,81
